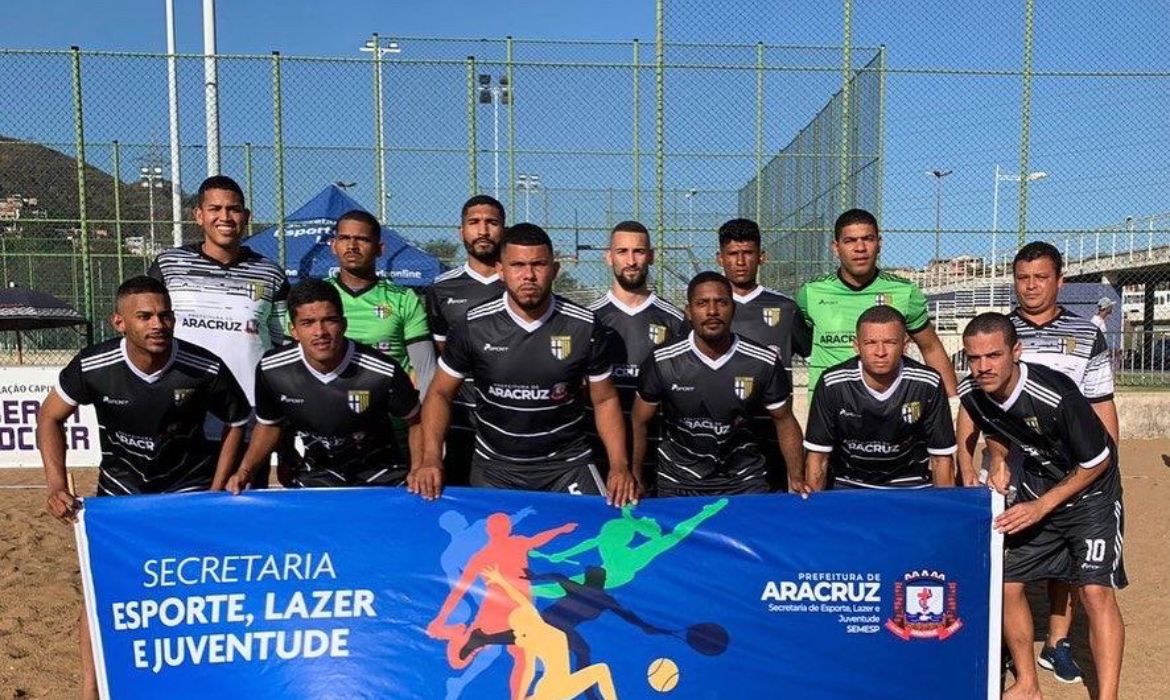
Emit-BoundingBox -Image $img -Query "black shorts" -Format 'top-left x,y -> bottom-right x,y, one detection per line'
293,465 -> 408,489
1004,495 -> 1127,589
656,479 -> 768,498
442,425 -> 477,487
470,456 -> 606,495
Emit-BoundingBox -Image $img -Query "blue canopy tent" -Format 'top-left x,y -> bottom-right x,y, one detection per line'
245,185 -> 444,287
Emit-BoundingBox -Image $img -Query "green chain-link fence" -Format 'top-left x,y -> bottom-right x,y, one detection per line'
3,1 -> 1169,384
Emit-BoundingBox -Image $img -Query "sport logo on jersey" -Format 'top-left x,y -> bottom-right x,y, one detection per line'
901,401 -> 921,424
648,324 -> 668,344
347,390 -> 370,414
550,335 -> 572,360
375,305 -> 391,320
874,293 -> 889,306
885,570 -> 962,641
734,376 -> 755,400
173,388 -> 194,406
762,308 -> 782,327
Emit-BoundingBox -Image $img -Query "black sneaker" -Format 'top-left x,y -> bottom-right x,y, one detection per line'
1037,638 -> 1083,684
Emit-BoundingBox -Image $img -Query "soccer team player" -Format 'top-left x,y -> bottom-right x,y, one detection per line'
37,189 -> 1129,697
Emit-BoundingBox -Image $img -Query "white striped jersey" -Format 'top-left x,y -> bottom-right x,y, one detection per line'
148,244 -> 289,403
254,341 -> 420,487
438,294 -> 613,472
805,357 -> 955,489
637,332 -> 792,494
958,362 -> 1119,506
55,338 -> 250,495
1009,308 -> 1113,402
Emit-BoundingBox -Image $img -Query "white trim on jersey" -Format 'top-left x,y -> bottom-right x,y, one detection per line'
599,291 -> 658,316
588,369 -> 613,383
994,362 -> 1030,411
687,331 -> 740,371
477,412 -> 584,438
732,285 -> 766,304
254,415 -> 283,426
1079,445 -> 1110,470
928,445 -> 959,456
859,362 -> 905,402
438,357 -> 465,380
555,298 -> 596,324
502,293 -> 556,332
120,339 -> 177,384
462,263 -> 500,285
79,347 -> 122,371
635,392 -> 659,405
803,440 -> 834,453
737,341 -> 780,366
353,353 -> 399,379
1023,378 -> 1062,409
903,368 -> 941,387
651,296 -> 685,320
765,398 -> 789,410
298,341 -> 356,385
54,378 -> 79,407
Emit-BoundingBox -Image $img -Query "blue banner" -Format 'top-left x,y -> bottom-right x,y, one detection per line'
76,488 -> 1002,699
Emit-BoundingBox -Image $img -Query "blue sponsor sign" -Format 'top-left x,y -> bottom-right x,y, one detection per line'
76,487 -> 1002,699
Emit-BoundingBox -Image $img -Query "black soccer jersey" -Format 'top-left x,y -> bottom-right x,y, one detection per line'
55,338 -> 250,495
254,341 -> 419,487
804,357 -> 956,489
959,362 -> 1119,506
587,292 -> 688,395
731,285 -> 812,370
148,244 -> 289,404
438,294 -> 613,479
1009,308 -> 1114,402
637,332 -> 792,494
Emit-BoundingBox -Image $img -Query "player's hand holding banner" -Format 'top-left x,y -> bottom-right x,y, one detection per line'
76,487 -> 1003,699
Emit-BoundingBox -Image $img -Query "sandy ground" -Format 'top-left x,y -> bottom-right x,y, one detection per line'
1,444 -> 1167,699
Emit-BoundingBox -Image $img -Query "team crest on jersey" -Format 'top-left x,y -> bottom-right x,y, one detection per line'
1063,337 -> 1077,354
886,570 -> 962,640
249,281 -> 266,301
648,323 -> 668,344
733,376 -> 755,400
173,388 -> 194,406
550,336 -> 573,360
1025,416 -> 1040,431
375,305 -> 391,320
763,307 -> 782,327
347,390 -> 371,413
874,293 -> 889,306
901,401 -> 921,424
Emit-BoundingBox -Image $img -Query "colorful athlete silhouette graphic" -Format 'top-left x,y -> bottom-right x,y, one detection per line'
427,513 -> 577,696
481,565 -> 618,700
531,499 -> 728,598
436,507 -> 535,700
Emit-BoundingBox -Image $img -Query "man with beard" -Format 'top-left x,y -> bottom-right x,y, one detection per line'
424,195 -> 507,485
632,272 -> 802,496
587,221 -> 687,491
417,224 -> 638,505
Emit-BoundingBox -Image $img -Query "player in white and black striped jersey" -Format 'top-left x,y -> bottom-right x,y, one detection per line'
632,272 -> 802,496
419,224 -> 639,506
804,305 -> 955,490
226,280 -> 421,492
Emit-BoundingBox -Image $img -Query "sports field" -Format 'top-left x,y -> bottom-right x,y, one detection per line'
1,442 -> 1167,698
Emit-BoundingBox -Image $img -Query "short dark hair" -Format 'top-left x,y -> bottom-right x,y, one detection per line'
116,275 -> 170,305
856,305 -> 907,332
611,220 -> 649,238
195,175 -> 246,207
461,194 -> 506,223
500,223 -> 553,255
287,279 -> 343,321
686,270 -> 733,302
335,209 -> 381,240
717,218 -> 761,248
1013,241 -> 1062,277
963,312 -> 1018,347
833,208 -> 879,240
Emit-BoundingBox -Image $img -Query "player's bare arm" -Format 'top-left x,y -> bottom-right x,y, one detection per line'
805,451 -> 830,492
210,423 -> 246,491
589,377 -> 638,507
995,455 -> 1112,535
930,455 -> 956,487
769,403 -> 808,495
227,423 -> 283,495
414,369 -> 464,499
1092,400 -> 1120,445
910,324 -> 959,397
36,390 -> 80,523
984,435 -> 1012,495
629,396 -> 658,489
955,405 -> 982,486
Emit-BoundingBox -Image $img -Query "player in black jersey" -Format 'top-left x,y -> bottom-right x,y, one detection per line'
960,313 -> 1125,700
587,220 -> 687,490
804,306 -> 955,490
37,276 -> 250,700
419,224 -> 638,505
226,280 -> 421,492
423,195 -> 507,486
715,218 -> 811,490
632,272 -> 803,496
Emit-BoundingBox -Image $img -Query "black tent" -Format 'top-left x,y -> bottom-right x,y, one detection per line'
0,286 -> 91,364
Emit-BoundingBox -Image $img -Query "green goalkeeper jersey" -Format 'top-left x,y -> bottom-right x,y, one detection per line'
796,269 -> 931,390
327,277 -> 430,372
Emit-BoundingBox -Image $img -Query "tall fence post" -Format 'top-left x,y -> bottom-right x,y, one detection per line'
1017,0 -> 1035,247
467,56 -> 478,196
876,45 -> 887,223
654,0 -> 666,289
70,46 -> 94,322
755,42 -> 765,228
243,141 -> 255,236
272,51 -> 287,269
838,0 -> 854,213
369,33 -> 388,223
632,38 -> 641,221
506,36 -> 516,217
112,140 -> 125,281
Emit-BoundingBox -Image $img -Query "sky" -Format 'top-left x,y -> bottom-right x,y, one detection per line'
4,1 -> 1170,272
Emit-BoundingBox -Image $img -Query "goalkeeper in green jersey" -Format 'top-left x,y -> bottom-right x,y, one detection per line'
796,208 -> 957,397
